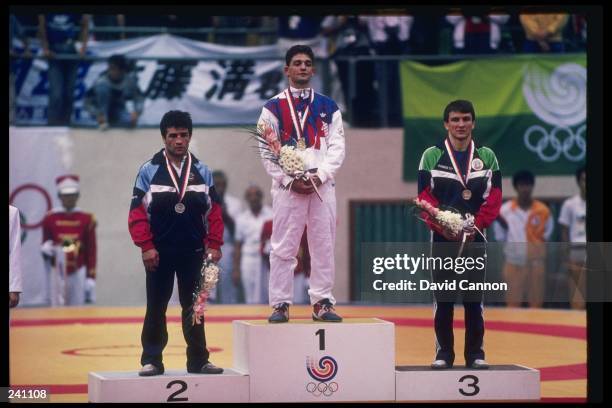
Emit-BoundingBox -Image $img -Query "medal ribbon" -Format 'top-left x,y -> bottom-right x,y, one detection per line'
164,150 -> 191,203
444,138 -> 474,190
284,88 -> 314,146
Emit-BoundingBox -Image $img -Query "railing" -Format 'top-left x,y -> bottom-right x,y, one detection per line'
22,25 -> 278,38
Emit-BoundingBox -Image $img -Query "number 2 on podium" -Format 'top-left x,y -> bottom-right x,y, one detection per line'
315,329 -> 326,350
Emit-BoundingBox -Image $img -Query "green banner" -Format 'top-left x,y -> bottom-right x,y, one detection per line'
401,54 -> 586,181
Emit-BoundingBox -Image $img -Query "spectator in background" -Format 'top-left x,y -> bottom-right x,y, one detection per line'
9,205 -> 23,309
277,16 -> 325,56
558,165 -> 586,309
233,185 -> 273,304
84,54 -> 144,130
211,16 -> 256,45
212,170 -> 244,304
41,175 -> 97,306
321,15 -> 378,127
363,15 -> 414,127
446,12 -> 510,54
519,13 -> 569,53
494,170 -> 553,308
38,14 -> 89,126
564,14 -> 586,52
410,14 -> 441,54
10,14 -> 31,125
122,15 -> 212,41
90,15 -> 125,41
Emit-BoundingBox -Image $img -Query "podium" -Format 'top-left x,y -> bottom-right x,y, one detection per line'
88,317 -> 541,402
395,365 -> 540,401
88,369 -> 249,403
233,318 -> 396,402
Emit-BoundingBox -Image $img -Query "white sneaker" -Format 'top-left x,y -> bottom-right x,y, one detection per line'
430,359 -> 450,369
469,359 -> 489,369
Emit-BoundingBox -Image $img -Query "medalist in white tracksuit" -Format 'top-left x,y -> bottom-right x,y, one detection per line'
258,87 -> 345,306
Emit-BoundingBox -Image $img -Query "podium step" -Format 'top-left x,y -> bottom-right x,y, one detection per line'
395,364 -> 540,401
233,318 -> 396,402
88,368 -> 249,402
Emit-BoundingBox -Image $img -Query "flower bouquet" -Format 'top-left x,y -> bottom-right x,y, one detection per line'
249,120 -> 323,201
412,198 -> 485,241
191,253 -> 220,326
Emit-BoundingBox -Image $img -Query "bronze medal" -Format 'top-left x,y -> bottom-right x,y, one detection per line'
174,203 -> 186,214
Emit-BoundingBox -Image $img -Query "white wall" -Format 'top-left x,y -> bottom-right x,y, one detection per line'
45,127 -> 579,305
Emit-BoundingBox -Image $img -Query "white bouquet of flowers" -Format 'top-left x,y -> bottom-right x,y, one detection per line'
249,120 -> 322,201
191,254 -> 220,326
413,198 -> 478,239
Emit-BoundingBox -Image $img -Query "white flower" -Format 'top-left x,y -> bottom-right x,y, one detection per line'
278,145 -> 306,176
435,210 -> 464,235
202,263 -> 219,292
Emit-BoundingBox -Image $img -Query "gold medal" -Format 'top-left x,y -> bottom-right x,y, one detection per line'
297,138 -> 306,150
462,189 -> 472,200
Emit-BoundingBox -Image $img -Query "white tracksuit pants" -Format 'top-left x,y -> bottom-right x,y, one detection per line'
46,262 -> 86,306
241,253 -> 263,304
269,181 -> 337,306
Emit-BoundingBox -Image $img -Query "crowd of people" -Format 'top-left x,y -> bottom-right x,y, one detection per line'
8,13 -> 586,127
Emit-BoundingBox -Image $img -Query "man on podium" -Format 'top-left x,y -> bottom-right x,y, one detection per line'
257,45 -> 346,323
128,110 -> 224,376
416,100 -> 502,369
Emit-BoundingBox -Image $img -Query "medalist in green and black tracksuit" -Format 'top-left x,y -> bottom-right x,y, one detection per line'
417,138 -> 502,367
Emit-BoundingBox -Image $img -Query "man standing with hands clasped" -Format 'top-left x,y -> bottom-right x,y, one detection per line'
257,44 -> 345,323
128,110 -> 224,376
417,100 -> 502,369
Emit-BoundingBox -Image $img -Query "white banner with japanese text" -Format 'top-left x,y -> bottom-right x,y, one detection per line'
13,34 -> 327,126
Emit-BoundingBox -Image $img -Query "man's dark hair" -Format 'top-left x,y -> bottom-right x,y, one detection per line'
212,170 -> 227,181
108,54 -> 128,71
512,169 -> 535,187
575,165 -> 586,183
285,44 -> 315,66
443,99 -> 476,122
160,110 -> 193,137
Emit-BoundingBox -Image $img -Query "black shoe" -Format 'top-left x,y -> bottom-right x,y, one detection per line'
188,362 -> 224,374
312,299 -> 343,322
139,363 -> 164,376
268,302 -> 290,323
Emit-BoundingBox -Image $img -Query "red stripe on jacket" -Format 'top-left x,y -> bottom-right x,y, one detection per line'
204,201 -> 224,250
474,186 -> 502,231
127,204 -> 155,253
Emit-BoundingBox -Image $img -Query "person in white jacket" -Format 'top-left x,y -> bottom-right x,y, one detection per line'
9,205 -> 23,309
257,44 -> 345,323
446,13 -> 510,54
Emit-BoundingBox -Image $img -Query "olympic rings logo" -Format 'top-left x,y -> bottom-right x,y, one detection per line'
9,183 -> 53,230
306,381 -> 339,397
523,124 -> 586,162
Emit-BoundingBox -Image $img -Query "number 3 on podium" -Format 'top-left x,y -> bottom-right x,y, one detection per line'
458,375 -> 480,396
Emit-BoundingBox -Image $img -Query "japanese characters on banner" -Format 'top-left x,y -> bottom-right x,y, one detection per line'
13,34 -> 324,126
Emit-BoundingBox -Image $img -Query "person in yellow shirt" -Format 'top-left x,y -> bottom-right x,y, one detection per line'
493,170 -> 553,308
519,13 -> 569,53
